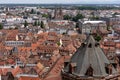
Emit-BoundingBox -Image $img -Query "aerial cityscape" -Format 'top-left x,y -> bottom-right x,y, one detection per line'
0,0 -> 120,80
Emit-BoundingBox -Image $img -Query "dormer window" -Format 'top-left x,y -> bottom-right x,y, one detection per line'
69,63 -> 76,74
95,42 -> 99,47
88,43 -> 92,48
85,65 -> 93,76
105,64 -> 112,75
64,59 -> 70,68
81,42 -> 86,47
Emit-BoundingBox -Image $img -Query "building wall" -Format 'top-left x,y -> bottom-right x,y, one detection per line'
80,23 -> 107,34
62,71 -> 119,80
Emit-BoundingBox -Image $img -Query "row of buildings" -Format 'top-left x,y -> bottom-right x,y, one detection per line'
0,5 -> 120,80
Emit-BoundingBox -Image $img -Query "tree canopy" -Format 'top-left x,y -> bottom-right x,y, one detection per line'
94,35 -> 101,42
30,9 -> 36,14
24,20 -> 28,27
90,16 -> 100,20
77,6 -> 119,10
63,15 -> 72,20
41,21 -> 44,28
72,14 -> 84,22
42,14 -> 49,18
0,23 -> 3,29
33,20 -> 41,26
34,20 -> 38,26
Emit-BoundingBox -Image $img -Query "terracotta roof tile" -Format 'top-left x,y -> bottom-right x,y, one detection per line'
19,76 -> 40,80
12,66 -> 22,77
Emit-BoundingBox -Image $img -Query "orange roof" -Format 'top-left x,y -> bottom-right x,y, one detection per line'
116,43 -> 120,49
0,30 -> 18,33
7,59 -> 15,64
5,46 -> 13,50
12,66 -> 22,77
0,61 -> 5,65
0,68 -> 12,75
18,42 -> 41,53
44,56 -> 70,80
19,76 -> 40,80
36,62 -> 44,70
101,46 -> 115,50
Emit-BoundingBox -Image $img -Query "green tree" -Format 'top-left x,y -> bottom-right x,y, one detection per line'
48,14 -> 52,19
38,21 -> 41,26
37,12 -> 40,15
76,22 -> 79,28
78,6 -> 97,10
90,16 -> 99,20
72,14 -> 84,22
30,9 -> 35,14
42,14 -> 49,18
95,35 -> 101,42
113,12 -> 119,16
34,20 -> 38,26
0,23 -> 3,29
62,32 -> 66,35
107,26 -> 111,31
41,21 -> 44,28
63,15 -> 72,20
57,42 -> 61,46
24,20 -> 28,27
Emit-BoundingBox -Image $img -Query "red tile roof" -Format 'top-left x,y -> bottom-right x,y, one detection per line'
19,76 -> 40,80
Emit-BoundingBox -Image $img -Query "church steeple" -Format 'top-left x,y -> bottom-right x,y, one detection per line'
62,35 -> 119,80
54,7 -> 63,20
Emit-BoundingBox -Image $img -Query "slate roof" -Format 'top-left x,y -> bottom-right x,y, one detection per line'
64,35 -> 118,77
12,47 -> 18,53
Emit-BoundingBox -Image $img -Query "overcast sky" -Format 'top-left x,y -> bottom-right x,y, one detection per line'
0,0 -> 119,4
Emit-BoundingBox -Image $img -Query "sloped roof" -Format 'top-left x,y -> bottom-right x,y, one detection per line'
64,35 -> 117,77
19,76 -> 40,80
12,47 -> 18,53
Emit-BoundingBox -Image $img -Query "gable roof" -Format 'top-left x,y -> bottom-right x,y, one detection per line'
19,76 -> 40,80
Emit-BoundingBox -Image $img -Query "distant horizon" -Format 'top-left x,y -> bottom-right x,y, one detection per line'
0,3 -> 120,5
